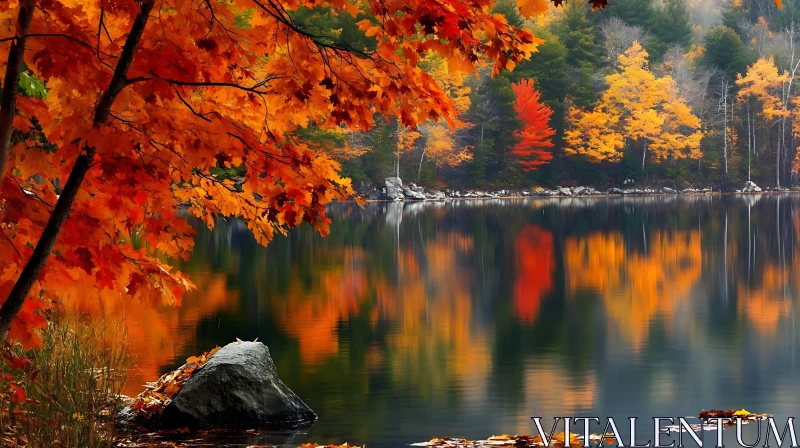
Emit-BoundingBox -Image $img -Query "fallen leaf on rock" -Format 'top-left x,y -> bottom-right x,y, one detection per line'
127,346 -> 221,420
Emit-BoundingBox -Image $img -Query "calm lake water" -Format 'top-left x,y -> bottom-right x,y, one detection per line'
117,195 -> 800,446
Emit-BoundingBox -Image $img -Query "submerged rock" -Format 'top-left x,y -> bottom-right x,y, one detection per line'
120,342 -> 317,430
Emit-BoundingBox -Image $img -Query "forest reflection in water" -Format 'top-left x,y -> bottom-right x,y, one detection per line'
69,195 -> 800,446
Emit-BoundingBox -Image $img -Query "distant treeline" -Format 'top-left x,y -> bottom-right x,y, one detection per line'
289,0 -> 800,190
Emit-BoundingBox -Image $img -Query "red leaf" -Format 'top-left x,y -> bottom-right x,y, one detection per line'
133,191 -> 148,206
74,247 -> 95,274
10,384 -> 26,404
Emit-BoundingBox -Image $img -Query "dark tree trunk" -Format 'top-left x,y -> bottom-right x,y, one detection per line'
0,1 -> 155,340
0,0 -> 37,182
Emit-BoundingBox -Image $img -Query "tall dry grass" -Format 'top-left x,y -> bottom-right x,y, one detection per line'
1,318 -> 129,447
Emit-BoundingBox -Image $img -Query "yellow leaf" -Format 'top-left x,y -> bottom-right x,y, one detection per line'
517,0 -> 549,18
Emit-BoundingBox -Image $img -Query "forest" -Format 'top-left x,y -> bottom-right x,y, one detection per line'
300,0 -> 800,190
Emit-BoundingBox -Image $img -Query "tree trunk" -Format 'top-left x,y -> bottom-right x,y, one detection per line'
0,0 -> 37,182
747,105 -> 752,182
479,121 -> 484,154
417,147 -> 426,181
641,140 -> 647,171
722,80 -> 728,176
0,1 -> 155,340
777,135 -> 781,189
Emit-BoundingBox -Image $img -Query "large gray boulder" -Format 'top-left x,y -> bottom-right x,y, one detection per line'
120,342 -> 316,430
384,177 -> 405,200
742,180 -> 762,193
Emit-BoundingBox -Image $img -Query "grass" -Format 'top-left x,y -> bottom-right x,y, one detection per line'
1,318 -> 130,447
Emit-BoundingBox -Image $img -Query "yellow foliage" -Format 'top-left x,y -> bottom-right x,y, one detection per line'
565,108 -> 625,162
737,57 -> 790,121
566,42 -> 703,163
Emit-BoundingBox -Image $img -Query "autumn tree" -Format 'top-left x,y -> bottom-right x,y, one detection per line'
600,17 -> 646,66
0,0 -> 542,344
415,53 -> 473,181
511,79 -> 556,170
737,57 -> 791,186
566,42 -> 702,168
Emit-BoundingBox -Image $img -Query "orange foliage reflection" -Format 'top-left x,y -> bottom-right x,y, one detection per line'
60,269 -> 238,395
736,265 -> 791,336
565,230 -> 702,349
271,248 -> 370,365
376,233 -> 492,397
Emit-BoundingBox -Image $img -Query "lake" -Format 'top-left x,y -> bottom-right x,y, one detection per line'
115,195 -> 800,446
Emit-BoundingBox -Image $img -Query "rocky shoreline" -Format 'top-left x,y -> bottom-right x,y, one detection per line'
363,178 -> 784,201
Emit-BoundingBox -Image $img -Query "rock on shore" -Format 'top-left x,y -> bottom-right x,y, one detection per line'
368,178 -> 782,201
119,341 -> 317,430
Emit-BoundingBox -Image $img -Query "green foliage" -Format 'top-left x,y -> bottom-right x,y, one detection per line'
493,0 -> 525,28
340,122 -> 394,185
210,164 -> 245,181
701,26 -> 751,81
604,0 -> 657,32
513,30 -> 568,105
651,0 -> 693,53
553,2 -> 602,68
512,29 -> 568,151
551,2 -> 603,108
18,72 -> 46,99
290,5 -> 376,52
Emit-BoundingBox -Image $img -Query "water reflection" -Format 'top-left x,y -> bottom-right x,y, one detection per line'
83,195 -> 800,446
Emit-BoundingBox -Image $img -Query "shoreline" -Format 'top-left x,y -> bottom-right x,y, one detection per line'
361,189 -> 800,202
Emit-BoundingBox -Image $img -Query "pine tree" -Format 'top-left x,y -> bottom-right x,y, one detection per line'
552,2 -> 603,107
702,26 -> 751,81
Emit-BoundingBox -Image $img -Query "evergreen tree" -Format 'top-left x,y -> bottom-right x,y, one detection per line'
605,0 -> 657,31
653,0 -> 693,49
512,30 -> 568,132
552,2 -> 603,107
701,26 -> 751,81
462,73 -> 520,185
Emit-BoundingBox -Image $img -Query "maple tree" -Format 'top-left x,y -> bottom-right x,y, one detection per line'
510,79 -> 556,170
0,0 -> 547,346
566,42 -> 702,167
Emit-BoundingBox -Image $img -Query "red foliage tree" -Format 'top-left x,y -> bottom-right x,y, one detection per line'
511,79 -> 556,171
